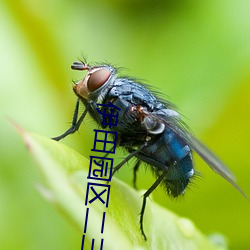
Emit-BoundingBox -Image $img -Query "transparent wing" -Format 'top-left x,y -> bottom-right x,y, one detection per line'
168,121 -> 247,198
148,110 -> 247,198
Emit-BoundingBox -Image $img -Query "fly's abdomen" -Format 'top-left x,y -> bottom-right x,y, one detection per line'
163,129 -> 194,196
164,153 -> 193,197
137,128 -> 194,197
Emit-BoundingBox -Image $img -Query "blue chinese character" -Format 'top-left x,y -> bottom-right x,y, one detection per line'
88,156 -> 113,181
96,102 -> 120,128
85,182 -> 111,207
81,235 -> 104,250
83,208 -> 106,234
91,129 -> 118,154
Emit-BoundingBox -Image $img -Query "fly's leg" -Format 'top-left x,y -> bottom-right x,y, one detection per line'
88,100 -> 108,126
140,172 -> 167,240
133,160 -> 141,189
52,99 -> 89,141
126,148 -> 141,189
112,143 -> 146,177
97,150 -> 112,163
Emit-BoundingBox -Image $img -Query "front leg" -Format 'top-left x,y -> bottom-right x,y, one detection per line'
52,99 -> 89,141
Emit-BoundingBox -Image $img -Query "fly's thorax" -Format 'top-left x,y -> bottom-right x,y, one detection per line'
73,64 -> 117,103
140,109 -> 181,135
141,115 -> 165,134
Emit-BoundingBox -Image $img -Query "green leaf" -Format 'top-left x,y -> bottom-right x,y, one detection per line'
18,127 -> 227,250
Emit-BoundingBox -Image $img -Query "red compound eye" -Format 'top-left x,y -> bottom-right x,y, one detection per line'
87,68 -> 111,92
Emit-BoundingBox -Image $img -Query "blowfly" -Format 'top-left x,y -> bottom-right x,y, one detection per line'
52,60 -> 246,240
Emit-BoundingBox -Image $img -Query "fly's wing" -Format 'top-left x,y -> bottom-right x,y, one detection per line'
151,110 -> 247,198
184,132 -> 247,197
171,123 -> 247,198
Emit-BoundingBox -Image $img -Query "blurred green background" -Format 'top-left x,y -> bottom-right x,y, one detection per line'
1,0 -> 250,249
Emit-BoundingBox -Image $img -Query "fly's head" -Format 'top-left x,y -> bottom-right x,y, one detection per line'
72,61 -> 116,101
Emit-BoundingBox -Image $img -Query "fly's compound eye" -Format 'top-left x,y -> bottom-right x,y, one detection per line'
87,68 -> 111,92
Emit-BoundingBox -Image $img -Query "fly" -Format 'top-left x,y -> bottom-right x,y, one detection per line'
52,60 -> 247,240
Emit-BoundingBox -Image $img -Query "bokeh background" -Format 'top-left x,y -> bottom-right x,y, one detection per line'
1,1 -> 250,249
